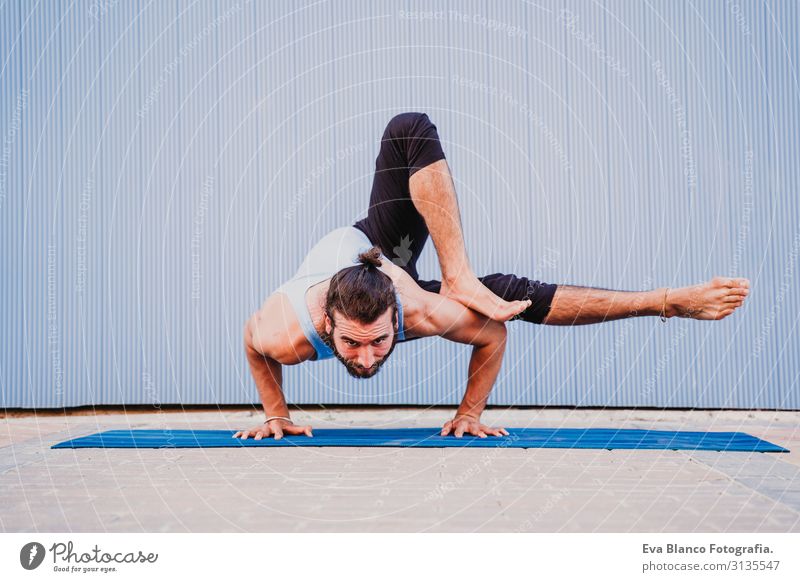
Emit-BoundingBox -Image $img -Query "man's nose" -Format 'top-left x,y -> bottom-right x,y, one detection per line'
358,349 -> 375,369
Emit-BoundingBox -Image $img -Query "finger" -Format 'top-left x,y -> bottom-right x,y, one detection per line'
233,431 -> 241,439
455,425 -> 465,438
264,421 -> 280,439
274,427 -> 284,440
499,428 -> 509,436
441,422 -> 452,436
477,430 -> 487,438
304,426 -> 313,437
255,431 -> 264,440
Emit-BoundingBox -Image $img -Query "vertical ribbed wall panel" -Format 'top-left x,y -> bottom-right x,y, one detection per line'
1,1 -> 797,408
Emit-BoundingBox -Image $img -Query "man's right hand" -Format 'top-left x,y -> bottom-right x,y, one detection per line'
440,415 -> 509,438
233,418 -> 313,440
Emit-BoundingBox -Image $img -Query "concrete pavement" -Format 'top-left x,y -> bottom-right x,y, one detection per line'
1,407 -> 798,532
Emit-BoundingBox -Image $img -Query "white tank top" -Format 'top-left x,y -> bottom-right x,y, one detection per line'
274,227 -> 406,360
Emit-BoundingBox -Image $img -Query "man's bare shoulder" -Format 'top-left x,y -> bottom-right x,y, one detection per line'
379,260 -> 505,343
246,292 -> 316,365
377,260 -> 444,340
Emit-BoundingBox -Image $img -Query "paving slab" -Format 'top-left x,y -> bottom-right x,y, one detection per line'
0,408 -> 798,532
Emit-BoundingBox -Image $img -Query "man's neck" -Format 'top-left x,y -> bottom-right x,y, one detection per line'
305,280 -> 330,337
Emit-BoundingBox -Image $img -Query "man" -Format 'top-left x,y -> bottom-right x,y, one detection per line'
235,112 -> 750,440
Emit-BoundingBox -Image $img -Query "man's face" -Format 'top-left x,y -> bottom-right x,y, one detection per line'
323,307 -> 397,378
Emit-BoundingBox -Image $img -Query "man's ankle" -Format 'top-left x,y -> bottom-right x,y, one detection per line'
659,287 -> 682,319
644,287 -> 674,319
442,270 -> 479,288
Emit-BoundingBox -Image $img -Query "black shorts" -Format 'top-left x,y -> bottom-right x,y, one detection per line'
353,112 -> 558,325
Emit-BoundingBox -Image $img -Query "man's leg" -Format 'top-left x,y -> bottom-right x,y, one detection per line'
353,113 -> 435,281
542,277 -> 750,324
417,275 -> 750,325
409,159 -> 530,321
353,112 -> 530,321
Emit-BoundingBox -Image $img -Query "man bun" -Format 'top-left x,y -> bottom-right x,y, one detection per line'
325,246 -> 396,326
357,246 -> 383,268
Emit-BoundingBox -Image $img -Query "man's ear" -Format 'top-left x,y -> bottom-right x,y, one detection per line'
324,313 -> 332,335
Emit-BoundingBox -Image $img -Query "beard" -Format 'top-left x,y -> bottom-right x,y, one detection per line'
319,328 -> 398,379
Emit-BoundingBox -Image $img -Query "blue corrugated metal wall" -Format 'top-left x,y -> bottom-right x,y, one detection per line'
1,1 -> 798,409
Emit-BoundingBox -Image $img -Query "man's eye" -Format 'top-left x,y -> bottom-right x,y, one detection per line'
346,340 -> 358,346
373,338 -> 385,345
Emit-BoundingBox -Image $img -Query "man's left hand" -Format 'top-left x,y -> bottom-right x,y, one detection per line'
440,416 -> 509,438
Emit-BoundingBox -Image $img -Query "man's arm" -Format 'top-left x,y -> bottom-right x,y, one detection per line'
408,289 -> 509,436
243,321 -> 290,419
234,306 -> 313,440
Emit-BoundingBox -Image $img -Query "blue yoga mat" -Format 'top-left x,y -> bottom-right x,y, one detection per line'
51,428 -> 788,452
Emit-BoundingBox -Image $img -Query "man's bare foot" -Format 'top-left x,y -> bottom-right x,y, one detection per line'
665,277 -> 750,320
440,277 -> 531,322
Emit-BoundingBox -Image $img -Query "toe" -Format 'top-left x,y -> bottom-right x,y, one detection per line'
719,308 -> 735,319
725,277 -> 750,288
716,277 -> 750,289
